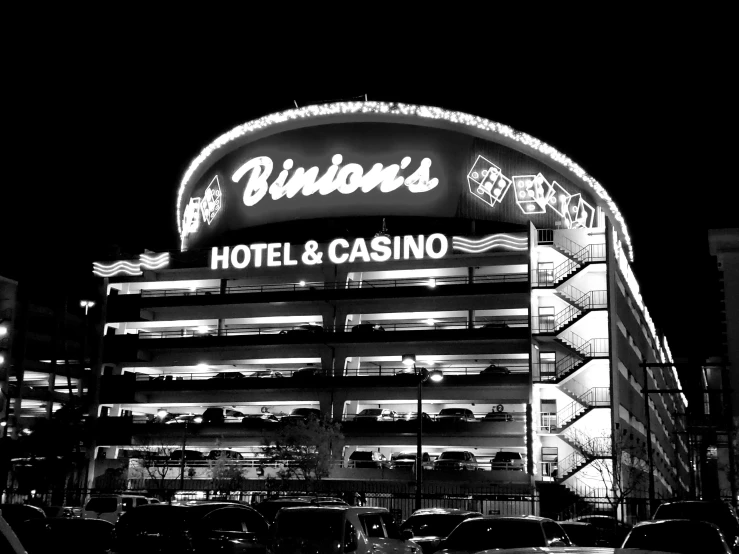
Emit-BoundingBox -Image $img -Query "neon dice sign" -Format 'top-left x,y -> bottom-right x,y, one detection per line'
467,155 -> 595,228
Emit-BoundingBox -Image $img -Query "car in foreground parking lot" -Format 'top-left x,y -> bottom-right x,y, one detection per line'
254,496 -> 348,524
0,504 -> 45,534
572,514 -> 631,547
652,499 -> 739,551
558,520 -> 598,546
272,506 -> 419,554
435,515 -> 571,552
400,508 -> 482,554
432,451 -> 479,471
20,517 -> 114,554
41,505 -> 81,518
622,518 -> 732,553
0,511 -> 26,554
113,502 -> 269,553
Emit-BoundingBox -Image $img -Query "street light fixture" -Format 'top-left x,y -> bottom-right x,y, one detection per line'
402,353 -> 443,511
79,300 -> 95,315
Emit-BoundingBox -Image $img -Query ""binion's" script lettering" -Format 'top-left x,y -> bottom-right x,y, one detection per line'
232,154 -> 440,207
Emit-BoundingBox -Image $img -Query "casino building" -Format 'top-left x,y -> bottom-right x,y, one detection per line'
89,102 -> 690,516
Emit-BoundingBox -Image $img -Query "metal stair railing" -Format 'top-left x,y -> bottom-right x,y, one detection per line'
558,450 -> 588,478
557,283 -> 586,304
554,355 -> 583,379
533,290 -> 608,333
551,243 -> 607,284
553,235 -> 584,258
558,331 -> 609,358
556,387 -> 611,428
565,428 -> 613,458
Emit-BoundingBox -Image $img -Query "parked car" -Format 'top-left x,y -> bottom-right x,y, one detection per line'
432,451 -> 479,471
0,511 -> 26,554
0,504 -> 45,534
391,452 -> 433,471
400,411 -> 434,424
145,498 -> 161,505
483,410 -> 513,421
291,366 -> 323,378
572,514 -> 631,547
354,408 -> 399,422
479,322 -> 510,329
622,519 -> 732,553
280,324 -> 324,336
241,413 -> 281,426
248,369 -> 284,378
207,449 -> 244,460
271,506 -> 418,554
169,449 -> 205,461
83,494 -> 149,524
254,496 -> 348,524
352,323 -> 386,332
113,502 -> 269,554
436,408 -> 476,422
20,517 -> 114,554
41,505 -> 81,518
349,450 -> 394,469
558,521 -> 598,546
282,407 -> 322,422
209,371 -> 246,379
165,413 -> 203,424
480,364 -> 511,375
201,407 -> 245,423
491,451 -> 525,471
400,508 -> 482,554
435,515 -> 571,552
653,499 -> 739,551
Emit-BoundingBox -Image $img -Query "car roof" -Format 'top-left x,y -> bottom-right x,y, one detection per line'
410,508 -> 483,517
464,515 -> 550,522
127,502 -> 260,519
279,506 -> 387,514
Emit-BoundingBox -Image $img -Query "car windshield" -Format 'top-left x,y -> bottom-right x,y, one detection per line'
439,452 -> 465,460
624,521 -> 727,553
445,519 -> 545,550
495,453 -> 521,461
402,514 -> 468,537
440,409 -> 464,415
116,507 -> 190,536
275,510 -> 343,540
85,497 -> 117,513
350,452 -> 372,459
393,453 -> 416,460
360,409 -> 382,415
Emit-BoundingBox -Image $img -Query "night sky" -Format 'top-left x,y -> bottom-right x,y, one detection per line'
2,27 -> 734,375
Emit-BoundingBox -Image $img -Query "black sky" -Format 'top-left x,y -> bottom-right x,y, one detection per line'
2,20 -> 734,367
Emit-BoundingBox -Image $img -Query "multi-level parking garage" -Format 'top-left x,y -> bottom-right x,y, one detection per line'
89,102 -> 690,516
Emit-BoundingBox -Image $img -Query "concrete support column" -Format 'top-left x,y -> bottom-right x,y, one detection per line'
344,356 -> 361,377
467,267 -> 475,329
217,279 -> 227,336
46,373 -> 56,418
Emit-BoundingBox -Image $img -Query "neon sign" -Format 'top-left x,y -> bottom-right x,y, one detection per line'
211,234 -> 449,269
233,153 -> 439,208
467,155 -> 596,229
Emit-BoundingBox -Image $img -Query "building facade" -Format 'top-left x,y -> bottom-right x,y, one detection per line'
89,102 -> 690,517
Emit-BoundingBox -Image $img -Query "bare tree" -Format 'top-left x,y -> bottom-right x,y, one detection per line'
127,430 -> 185,493
262,415 -> 343,492
208,453 -> 247,495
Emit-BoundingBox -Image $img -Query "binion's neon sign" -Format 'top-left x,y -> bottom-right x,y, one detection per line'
233,154 -> 439,208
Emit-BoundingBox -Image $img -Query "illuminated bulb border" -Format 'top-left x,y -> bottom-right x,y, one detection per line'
176,102 -> 634,261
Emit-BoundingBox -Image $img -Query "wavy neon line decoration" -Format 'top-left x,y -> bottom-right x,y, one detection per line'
451,234 -> 528,253
92,253 -> 170,277
176,102 -> 633,261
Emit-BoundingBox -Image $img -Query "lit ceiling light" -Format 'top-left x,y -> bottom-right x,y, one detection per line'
402,354 -> 416,366
0,354 -> 4,365
427,279 -> 436,288
425,319 -> 436,325
299,281 -> 306,287
428,370 -> 444,383
21,428 -> 32,435
196,363 -> 208,370
190,285 -> 197,291
197,326 -> 209,333
0,326 -> 7,337
0,421 -> 7,427
157,409 -> 169,419
193,416 -> 203,424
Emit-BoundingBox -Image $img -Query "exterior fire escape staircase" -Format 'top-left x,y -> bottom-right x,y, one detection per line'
534,290 -> 608,336
552,387 -> 610,432
533,237 -> 606,288
556,427 -> 612,483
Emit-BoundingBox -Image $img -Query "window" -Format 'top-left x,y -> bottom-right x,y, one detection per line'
360,514 -> 385,538
538,306 -> 555,332
204,508 -> 246,532
543,521 -> 568,545
380,512 -> 402,539
537,262 -> 554,285
539,352 -> 556,379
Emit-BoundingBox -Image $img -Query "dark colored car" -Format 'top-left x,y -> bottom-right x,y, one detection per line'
351,323 -> 386,332
400,508 -> 482,554
483,410 -> 513,421
170,449 -> 205,461
282,407 -> 322,422
253,496 -> 348,524
622,519 -> 732,554
480,364 -> 511,375
573,514 -> 631,547
209,372 -> 246,379
280,324 -> 323,336
653,500 -> 739,551
41,506 -> 81,518
241,413 -> 281,427
248,370 -> 284,378
479,322 -> 510,329
201,407 -> 245,423
291,366 -> 323,378
558,521 -> 598,546
436,408 -> 476,422
113,502 -> 270,554
391,452 -> 432,470
0,504 -> 45,535
349,450 -> 394,469
20,518 -> 114,554
436,515 -> 570,552
491,451 -> 525,471
400,412 -> 434,425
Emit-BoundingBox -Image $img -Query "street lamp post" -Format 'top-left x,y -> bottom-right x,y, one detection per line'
180,418 -> 189,492
402,354 -> 443,511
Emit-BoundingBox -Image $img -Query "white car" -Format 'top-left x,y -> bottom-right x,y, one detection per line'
83,494 -> 150,524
